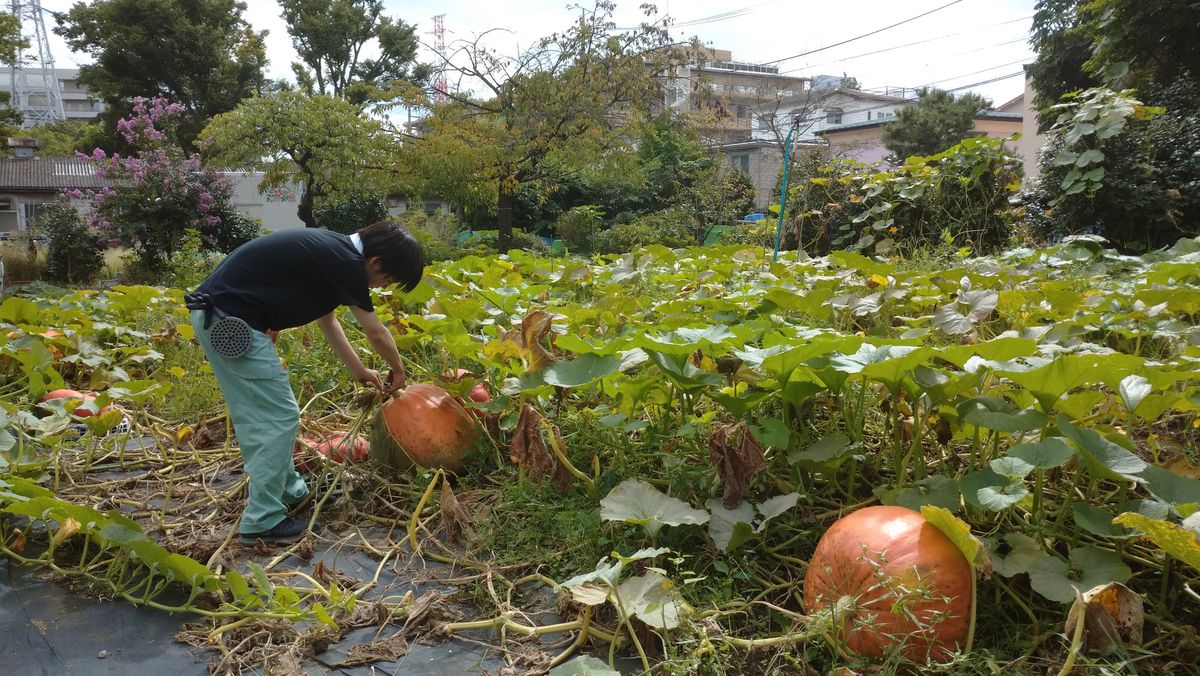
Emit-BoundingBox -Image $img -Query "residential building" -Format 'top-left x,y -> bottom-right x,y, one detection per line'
760,85 -> 912,142
0,139 -> 102,236
660,47 -> 810,145
0,139 -> 311,237
817,110 -> 1023,166
716,138 -> 824,210
0,68 -> 105,124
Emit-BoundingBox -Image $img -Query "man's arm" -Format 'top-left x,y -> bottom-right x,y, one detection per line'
348,305 -> 407,391
315,311 -> 386,390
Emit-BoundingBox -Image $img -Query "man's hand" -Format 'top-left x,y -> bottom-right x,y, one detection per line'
384,366 -> 407,393
352,366 -> 385,391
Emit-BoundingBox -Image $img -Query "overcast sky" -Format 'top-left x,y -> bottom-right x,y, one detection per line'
44,0 -> 1036,107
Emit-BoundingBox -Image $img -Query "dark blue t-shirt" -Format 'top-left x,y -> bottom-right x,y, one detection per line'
194,228 -> 373,331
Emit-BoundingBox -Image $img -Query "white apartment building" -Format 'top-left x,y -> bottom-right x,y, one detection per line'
0,67 -> 105,124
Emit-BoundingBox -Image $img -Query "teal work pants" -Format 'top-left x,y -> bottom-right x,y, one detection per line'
190,310 -> 309,534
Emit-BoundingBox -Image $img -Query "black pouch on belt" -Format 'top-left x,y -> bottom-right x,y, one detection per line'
184,292 -> 254,358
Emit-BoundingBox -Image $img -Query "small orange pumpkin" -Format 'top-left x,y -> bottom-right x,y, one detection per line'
803,505 -> 972,662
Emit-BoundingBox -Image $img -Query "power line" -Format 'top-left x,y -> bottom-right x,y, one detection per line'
784,16 -> 1031,75
760,0 -> 968,66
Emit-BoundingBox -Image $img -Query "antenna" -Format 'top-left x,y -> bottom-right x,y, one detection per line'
7,0 -> 65,127
430,14 -> 447,104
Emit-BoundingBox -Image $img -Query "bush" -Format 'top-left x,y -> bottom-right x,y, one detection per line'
593,210 -> 693,254
555,205 -> 604,252
718,219 -> 777,248
315,193 -> 389,234
460,229 -> 550,256
411,228 -> 460,262
39,197 -> 104,285
783,137 -> 1021,256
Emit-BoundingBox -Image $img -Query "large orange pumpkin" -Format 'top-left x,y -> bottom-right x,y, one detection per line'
803,505 -> 972,662
368,384 -> 478,473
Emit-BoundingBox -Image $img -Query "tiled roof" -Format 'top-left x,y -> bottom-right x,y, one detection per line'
0,156 -> 110,192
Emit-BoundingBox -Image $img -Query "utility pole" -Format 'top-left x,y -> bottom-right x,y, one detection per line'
431,14 -> 447,104
7,0 -> 65,127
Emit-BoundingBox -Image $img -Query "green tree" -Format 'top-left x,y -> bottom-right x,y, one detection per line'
281,0 -> 430,103
1081,0 -> 1200,87
0,13 -> 28,132
1028,0 -> 1100,126
636,111 -> 710,207
9,120 -> 104,157
314,192 -> 388,234
39,197 -> 104,285
200,91 -> 398,228
881,88 -> 990,161
401,1 -> 673,252
54,0 -> 268,151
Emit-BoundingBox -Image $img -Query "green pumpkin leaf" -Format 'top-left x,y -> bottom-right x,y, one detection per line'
705,500 -> 756,552
958,396 -> 1047,433
1058,416 -> 1146,481
600,480 -> 710,536
990,457 -> 1036,480
1007,437 -> 1076,469
1112,513 -> 1200,571
549,656 -> 620,676
788,432 -> 855,466
875,476 -> 959,512
960,468 -> 1008,510
978,481 -> 1030,511
1136,465 -> 1200,507
615,571 -> 690,629
1119,374 -> 1153,415
542,353 -> 622,388
1073,503 -> 1126,538
988,532 -> 1046,578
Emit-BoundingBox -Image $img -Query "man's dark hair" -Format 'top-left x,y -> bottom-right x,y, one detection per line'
358,220 -> 425,292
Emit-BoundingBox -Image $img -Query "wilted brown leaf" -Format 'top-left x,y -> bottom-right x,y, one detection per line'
439,478 -> 477,544
402,590 -> 462,637
336,632 -> 409,667
709,422 -> 766,508
1065,582 -> 1144,653
11,528 -> 25,553
509,404 -> 572,490
519,309 -> 555,370
188,418 -> 228,450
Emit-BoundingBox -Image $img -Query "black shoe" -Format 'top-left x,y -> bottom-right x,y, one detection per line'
238,517 -> 308,545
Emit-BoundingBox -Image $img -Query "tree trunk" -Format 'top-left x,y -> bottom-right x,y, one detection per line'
298,181 -> 317,228
497,184 -> 514,254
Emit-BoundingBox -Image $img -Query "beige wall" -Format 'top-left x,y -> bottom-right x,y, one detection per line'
1018,73 -> 1046,182
824,117 -> 1023,166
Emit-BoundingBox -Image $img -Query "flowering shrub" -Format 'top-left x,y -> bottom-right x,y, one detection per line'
73,97 -> 258,280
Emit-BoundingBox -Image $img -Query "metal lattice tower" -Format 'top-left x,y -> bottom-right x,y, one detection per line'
8,0 -> 65,127
431,14 -> 447,104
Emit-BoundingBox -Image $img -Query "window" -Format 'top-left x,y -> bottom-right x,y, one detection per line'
735,104 -> 747,119
825,107 -> 843,125
24,202 -> 46,224
423,201 -> 441,215
730,154 -> 750,173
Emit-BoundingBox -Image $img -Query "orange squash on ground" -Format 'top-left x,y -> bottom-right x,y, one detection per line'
447,368 -> 491,405
40,389 -> 111,417
368,384 -> 478,473
293,433 -> 369,473
803,505 -> 972,662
